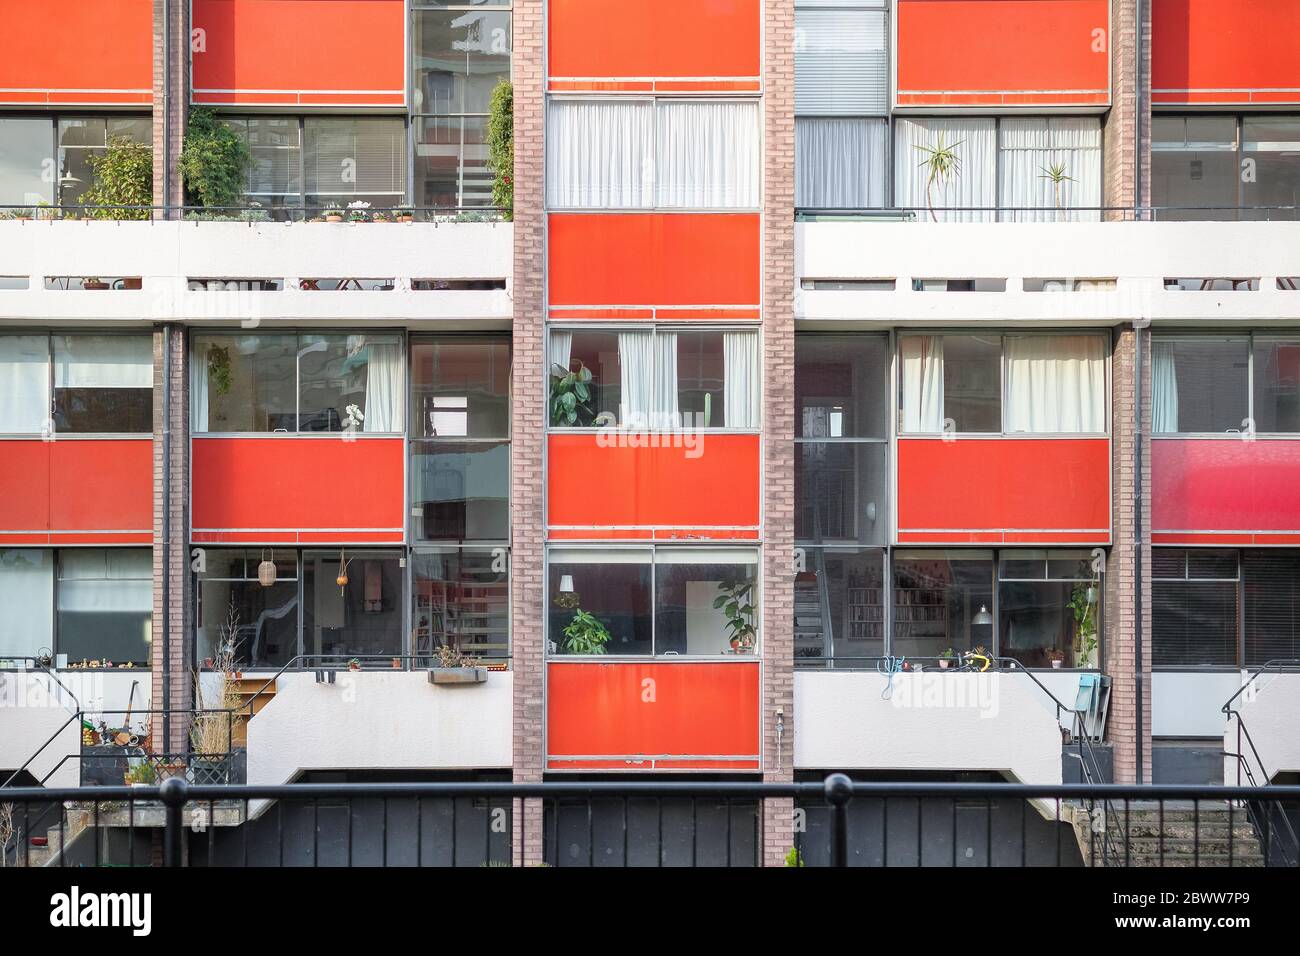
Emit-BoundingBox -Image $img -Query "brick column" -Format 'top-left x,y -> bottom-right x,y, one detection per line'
152,0 -> 187,212
510,0 -> 546,866
761,0 -> 797,867
1102,0 -> 1151,215
1106,326 -> 1152,783
151,326 -> 192,754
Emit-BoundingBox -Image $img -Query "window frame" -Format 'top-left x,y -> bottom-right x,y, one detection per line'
1151,546 -> 1242,671
0,112 -> 153,208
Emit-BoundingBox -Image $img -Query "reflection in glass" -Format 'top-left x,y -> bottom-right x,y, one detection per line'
547,551 -> 652,655
411,442 -> 510,541
794,548 -> 884,666
412,548 -> 509,662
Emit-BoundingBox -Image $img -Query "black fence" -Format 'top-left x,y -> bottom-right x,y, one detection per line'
3,777 -> 1299,868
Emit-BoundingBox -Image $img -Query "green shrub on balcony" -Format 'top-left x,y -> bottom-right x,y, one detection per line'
487,80 -> 513,221
79,138 -> 153,220
179,108 -> 252,213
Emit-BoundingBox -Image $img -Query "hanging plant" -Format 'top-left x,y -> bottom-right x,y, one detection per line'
487,80 -> 514,220
208,345 -> 233,396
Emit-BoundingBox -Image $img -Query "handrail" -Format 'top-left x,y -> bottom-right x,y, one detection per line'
0,711 -> 81,789
2,657 -> 82,713
1221,658 -> 1300,715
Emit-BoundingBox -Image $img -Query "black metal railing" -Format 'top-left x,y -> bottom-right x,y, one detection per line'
0,203 -> 507,224
794,205 -> 1300,222
4,776 -> 1296,868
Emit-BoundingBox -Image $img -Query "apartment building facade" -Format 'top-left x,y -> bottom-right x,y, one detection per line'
1,0 -> 1299,865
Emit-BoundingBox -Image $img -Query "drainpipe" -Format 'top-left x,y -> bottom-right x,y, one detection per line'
161,325 -> 172,749
1134,0 -> 1143,219
162,0 -> 171,219
1133,321 -> 1144,784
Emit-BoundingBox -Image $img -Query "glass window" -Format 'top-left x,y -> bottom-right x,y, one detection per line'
551,330 -> 621,426
410,335 -> 510,438
894,117 -> 997,222
892,551 -> 995,658
193,333 -> 296,432
1004,334 -> 1107,433
411,441 -> 510,541
1151,116 -> 1240,221
1243,550 -> 1300,665
412,8 -> 511,115
656,101 -> 760,209
228,116 -> 302,208
1151,338 -> 1250,434
0,334 -> 52,434
0,116 -> 54,206
795,442 -> 889,545
1240,117 -> 1300,221
997,550 -> 1099,669
794,547 -> 884,665
415,116 -> 490,208
0,549 -> 53,660
197,550 -> 300,669
676,331 -> 726,428
1252,338 -> 1300,433
58,116 -> 152,206
303,117 -> 407,208
548,549 -> 652,656
794,7 -> 888,116
298,333 -> 405,433
997,117 -> 1102,222
1153,548 -> 1238,668
412,547 -> 509,663
796,334 -> 889,439
795,117 -> 887,209
52,334 -> 152,433
303,551 -> 404,662
57,549 -> 152,667
899,334 -> 1001,433
654,549 -> 758,656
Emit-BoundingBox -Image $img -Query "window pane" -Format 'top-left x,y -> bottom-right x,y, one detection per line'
303,552 -> 404,662
894,117 -> 997,221
546,100 -> 654,209
892,551 -> 994,657
795,442 -> 888,545
197,549 -> 299,669
796,334 -> 888,438
231,116 -> 302,203
303,117 -> 406,204
795,8 -> 888,114
998,117 -> 1102,222
1243,550 -> 1300,665
414,116 -> 461,207
657,101 -> 760,208
999,577 -> 1099,668
1004,334 -> 1107,433
410,335 -> 510,438
943,336 -> 1002,432
1151,338 -> 1249,433
0,117 -> 54,206
654,549 -> 758,655
193,334 -> 296,432
1253,340 -> 1300,432
1151,548 -> 1187,579
1151,116 -> 1240,221
412,9 -> 511,115
52,334 -> 153,433
548,549 -> 652,655
550,330 -> 622,426
1154,580 -> 1237,667
57,549 -> 151,666
675,331 -> 725,427
298,333 -> 404,432
999,552 -> 1047,580
58,116 -> 151,207
795,547 -> 884,665
1187,549 -> 1239,580
1241,117 -> 1300,221
0,334 -> 51,433
412,548 -> 509,663
0,549 -> 53,659
795,117 -> 887,209
411,441 -> 510,541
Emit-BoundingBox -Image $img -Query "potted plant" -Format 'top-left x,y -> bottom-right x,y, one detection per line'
348,658 -> 362,672
914,132 -> 963,222
1039,161 -> 1075,217
938,647 -> 956,670
124,760 -> 158,787
428,643 -> 489,685
371,210 -> 390,223
82,277 -> 109,291
10,207 -> 32,222
1047,649 -> 1066,669
346,200 -> 371,222
394,207 -> 414,223
562,609 -> 611,655
549,360 -> 595,426
324,206 -> 344,222
715,576 -> 756,654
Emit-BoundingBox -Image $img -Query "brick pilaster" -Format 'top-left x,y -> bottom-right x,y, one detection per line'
152,0 -> 188,212
1106,326 -> 1152,783
510,0 -> 547,866
761,0 -> 797,866
1103,0 -> 1151,215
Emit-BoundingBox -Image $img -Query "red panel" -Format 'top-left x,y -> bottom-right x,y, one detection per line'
548,0 -> 760,81
192,438 -> 404,542
0,442 -> 51,533
548,214 -> 761,310
546,661 -> 761,770
896,0 -> 1110,107
49,441 -> 152,534
897,438 -> 1110,541
1152,439 -> 1300,535
0,1 -> 152,105
1153,1 -> 1300,105
192,1 -> 405,106
547,434 -> 760,532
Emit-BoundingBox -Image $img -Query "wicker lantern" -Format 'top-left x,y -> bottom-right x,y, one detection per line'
257,549 -> 277,587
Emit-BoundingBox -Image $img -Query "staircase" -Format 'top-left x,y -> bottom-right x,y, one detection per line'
230,678 -> 277,748
1070,801 -> 1267,867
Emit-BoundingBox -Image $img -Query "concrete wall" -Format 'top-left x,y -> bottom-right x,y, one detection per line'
1152,671 -> 1241,737
1224,673 -> 1300,785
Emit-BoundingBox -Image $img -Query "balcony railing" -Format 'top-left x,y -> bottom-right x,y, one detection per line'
0,204 -> 507,224
795,205 -> 1300,222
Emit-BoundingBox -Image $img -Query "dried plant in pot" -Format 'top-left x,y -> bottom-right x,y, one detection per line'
428,641 -> 489,685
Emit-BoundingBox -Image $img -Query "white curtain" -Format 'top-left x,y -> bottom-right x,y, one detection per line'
191,344 -> 210,432
901,336 -> 945,432
0,549 -> 53,658
53,335 -> 152,388
546,99 -> 654,208
894,118 -> 996,222
0,335 -> 50,434
1005,335 -> 1107,433
796,118 -> 887,208
998,117 -> 1102,222
362,340 -> 405,432
652,332 -> 680,429
1152,341 -> 1179,433
548,331 -> 573,377
657,101 -> 760,208
723,332 -> 759,429
57,549 -> 152,614
618,332 -> 655,427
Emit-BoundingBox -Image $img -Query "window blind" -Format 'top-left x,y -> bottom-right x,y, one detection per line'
304,118 -> 406,197
1244,550 -> 1300,664
795,8 -> 889,115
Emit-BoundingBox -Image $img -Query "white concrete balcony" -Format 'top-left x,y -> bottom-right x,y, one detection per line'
797,220 -> 1300,327
0,220 -> 512,328
1223,667 -> 1300,786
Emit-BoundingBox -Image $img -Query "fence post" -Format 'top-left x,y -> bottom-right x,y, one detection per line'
823,773 -> 853,867
159,776 -> 188,867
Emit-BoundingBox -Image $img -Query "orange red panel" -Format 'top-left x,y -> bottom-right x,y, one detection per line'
192,0 -> 405,107
191,438 -> 404,543
0,1 -> 152,105
896,0 -> 1110,108
546,661 -> 761,771
548,0 -> 760,83
548,214 -> 761,311
896,438 -> 1111,543
1152,0 -> 1300,105
547,434 -> 760,534
1152,439 -> 1300,539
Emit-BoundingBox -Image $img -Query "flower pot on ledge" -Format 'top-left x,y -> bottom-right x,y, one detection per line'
428,666 -> 489,686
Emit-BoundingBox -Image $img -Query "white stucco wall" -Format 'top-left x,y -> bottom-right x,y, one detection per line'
1224,672 -> 1300,785
1153,671 -> 1240,738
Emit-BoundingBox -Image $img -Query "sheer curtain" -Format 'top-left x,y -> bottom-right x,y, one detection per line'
1152,341 -> 1179,433
546,100 -> 654,208
191,344 -> 210,432
657,101 -> 760,208
900,336 -> 944,432
998,117 -> 1102,222
618,332 -> 655,427
652,332 -> 680,429
362,340 -> 405,432
53,335 -> 151,389
0,549 -> 52,658
795,118 -> 887,208
1005,335 -> 1107,433
549,331 -> 573,377
894,118 -> 996,222
724,332 -> 760,429
0,335 -> 50,433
